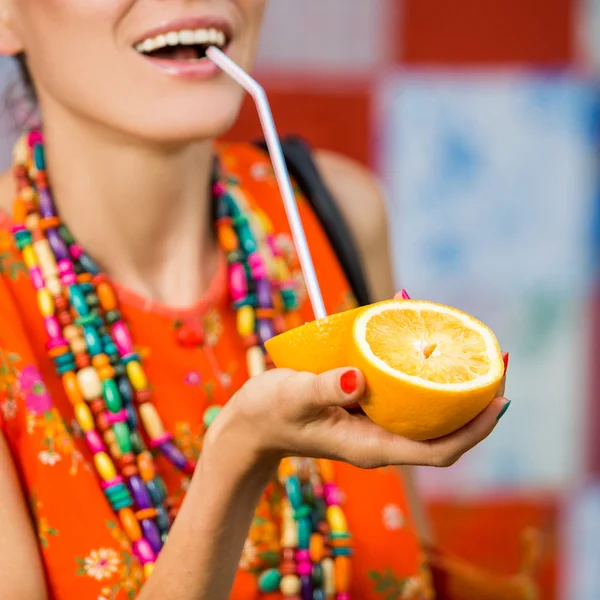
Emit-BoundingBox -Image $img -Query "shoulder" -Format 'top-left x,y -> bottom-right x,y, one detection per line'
313,150 -> 388,258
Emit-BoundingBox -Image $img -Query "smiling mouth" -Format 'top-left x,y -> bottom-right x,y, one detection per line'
134,27 -> 230,62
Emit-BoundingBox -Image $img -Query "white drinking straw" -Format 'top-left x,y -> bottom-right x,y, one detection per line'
206,46 -> 327,321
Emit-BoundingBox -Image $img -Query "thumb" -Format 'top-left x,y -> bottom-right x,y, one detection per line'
306,368 -> 366,409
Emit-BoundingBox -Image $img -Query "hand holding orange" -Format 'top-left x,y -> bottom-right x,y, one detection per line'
265,296 -> 506,441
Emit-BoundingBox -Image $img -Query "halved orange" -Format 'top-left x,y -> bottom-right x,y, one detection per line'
265,299 -> 504,440
350,300 -> 504,440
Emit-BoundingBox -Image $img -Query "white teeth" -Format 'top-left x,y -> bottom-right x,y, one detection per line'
194,29 -> 209,44
135,27 -> 228,54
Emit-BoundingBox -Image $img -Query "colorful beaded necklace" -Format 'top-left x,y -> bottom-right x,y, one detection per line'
11,130 -> 353,599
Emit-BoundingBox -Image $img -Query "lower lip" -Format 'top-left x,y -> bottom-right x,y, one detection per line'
137,50 -> 227,80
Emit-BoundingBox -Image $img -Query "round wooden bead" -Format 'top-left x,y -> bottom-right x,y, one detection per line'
126,361 -> 148,391
46,276 -> 62,296
94,452 -> 117,481
327,506 -> 348,534
119,508 -> 142,542
280,574 -> 301,595
74,402 -> 94,432
76,366 -> 102,400
258,568 -> 281,593
34,239 -> 58,278
139,403 -> 165,439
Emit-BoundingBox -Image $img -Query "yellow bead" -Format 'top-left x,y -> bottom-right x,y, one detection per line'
25,213 -> 40,230
139,403 -> 165,439
13,136 -> 28,165
276,257 -> 291,281
94,452 -> 117,481
74,402 -> 94,432
36,289 -> 54,318
109,442 -> 123,460
71,338 -> 87,354
22,246 -> 37,269
237,305 -> 255,338
76,367 -> 102,400
254,207 -> 274,235
34,239 -> 58,279
126,361 -> 148,391
280,521 -> 298,548
280,575 -> 301,595
143,562 -> 154,580
327,506 -> 348,534
322,558 -> 335,595
246,346 -> 266,378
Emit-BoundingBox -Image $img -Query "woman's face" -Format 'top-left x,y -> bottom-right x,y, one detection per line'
0,0 -> 269,143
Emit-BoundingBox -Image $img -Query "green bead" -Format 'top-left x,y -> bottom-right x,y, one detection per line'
147,477 -> 166,505
294,504 -> 311,520
111,496 -> 134,511
103,379 -> 122,412
130,431 -> 144,454
232,294 -> 257,310
302,482 -> 314,505
84,326 -> 102,356
105,483 -> 130,501
285,476 -> 302,510
113,363 -> 126,378
203,405 -> 222,428
57,362 -> 76,375
238,226 -> 257,254
113,422 -> 132,453
311,563 -> 323,587
332,547 -> 352,557
69,285 -> 89,316
226,193 -> 242,218
105,310 -> 121,325
54,353 -> 75,367
75,313 -> 99,327
121,353 -> 140,365
79,254 -> 100,275
281,290 -> 298,311
33,144 -> 45,170
79,283 -> 93,294
298,517 -> 311,549
227,249 -> 245,264
329,532 -> 351,540
86,293 -> 99,308
58,225 -> 74,245
14,230 -> 32,249
258,569 -> 281,593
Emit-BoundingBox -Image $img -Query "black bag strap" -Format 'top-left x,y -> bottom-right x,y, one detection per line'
254,136 -> 372,307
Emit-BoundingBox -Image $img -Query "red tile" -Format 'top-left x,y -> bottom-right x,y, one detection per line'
428,496 -> 559,600
223,77 -> 373,166
400,0 -> 574,66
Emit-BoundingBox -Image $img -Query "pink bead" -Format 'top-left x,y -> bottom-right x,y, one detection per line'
248,253 -> 267,280
28,130 -> 43,147
149,432 -> 172,449
212,182 -> 226,196
106,409 -> 128,424
57,259 -> 73,275
266,235 -> 280,256
133,539 -> 156,564
296,550 -> 310,562
61,273 -> 76,286
229,263 -> 247,302
44,316 -> 61,340
313,483 -> 323,498
70,244 -> 83,260
337,594 -> 351,600
85,431 -> 105,454
11,225 -> 26,234
46,338 -> 68,351
324,483 -> 340,506
30,267 -> 44,290
100,475 -> 124,490
112,322 -> 133,356
297,561 -> 312,577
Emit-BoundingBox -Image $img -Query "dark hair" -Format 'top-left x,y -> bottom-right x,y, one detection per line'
15,52 -> 35,101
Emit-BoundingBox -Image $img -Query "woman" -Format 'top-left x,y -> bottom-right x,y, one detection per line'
0,1 -> 515,599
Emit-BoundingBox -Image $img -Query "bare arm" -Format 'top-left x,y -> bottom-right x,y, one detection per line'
315,149 -> 435,546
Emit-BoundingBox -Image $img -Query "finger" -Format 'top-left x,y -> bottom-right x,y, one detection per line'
303,368 -> 366,409
497,375 -> 506,398
393,289 -> 411,300
422,396 -> 510,467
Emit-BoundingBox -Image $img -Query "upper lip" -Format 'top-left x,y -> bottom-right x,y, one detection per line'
133,15 -> 234,46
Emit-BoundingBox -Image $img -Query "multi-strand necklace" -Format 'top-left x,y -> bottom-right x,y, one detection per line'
11,130 -> 353,599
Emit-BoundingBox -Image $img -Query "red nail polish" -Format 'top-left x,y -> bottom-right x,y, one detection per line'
340,370 -> 358,394
503,352 -> 510,374
401,289 -> 411,300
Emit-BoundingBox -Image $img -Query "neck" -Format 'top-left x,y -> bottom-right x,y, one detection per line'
41,110 -> 219,309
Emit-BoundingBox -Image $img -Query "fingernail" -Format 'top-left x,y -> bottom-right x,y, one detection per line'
401,289 -> 411,300
340,369 -> 358,394
496,400 -> 511,422
503,352 -> 510,374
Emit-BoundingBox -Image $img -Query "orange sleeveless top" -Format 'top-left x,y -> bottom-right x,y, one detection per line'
0,143 -> 434,599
